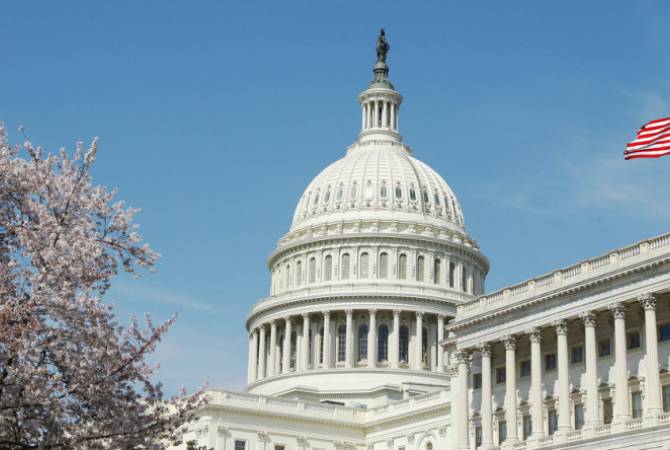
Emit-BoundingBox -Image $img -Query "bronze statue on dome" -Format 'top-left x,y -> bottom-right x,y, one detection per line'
376,28 -> 389,63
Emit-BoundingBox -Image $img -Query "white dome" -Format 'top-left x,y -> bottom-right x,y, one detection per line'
290,140 -> 466,234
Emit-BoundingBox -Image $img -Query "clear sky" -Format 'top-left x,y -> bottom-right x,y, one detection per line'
2,1 -> 670,394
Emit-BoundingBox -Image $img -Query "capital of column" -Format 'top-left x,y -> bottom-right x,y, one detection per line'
479,343 -> 492,358
416,311 -> 424,318
437,314 -> 446,320
454,350 -> 471,366
580,311 -> 597,327
368,308 -> 377,315
638,292 -> 657,311
553,319 -> 568,336
501,335 -> 516,351
345,309 -> 353,316
323,310 -> 330,318
527,328 -> 542,343
270,319 -> 277,325
302,313 -> 309,320
609,302 -> 626,319
393,309 -> 401,317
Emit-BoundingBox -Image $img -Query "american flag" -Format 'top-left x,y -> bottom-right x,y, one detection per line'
625,117 -> 670,160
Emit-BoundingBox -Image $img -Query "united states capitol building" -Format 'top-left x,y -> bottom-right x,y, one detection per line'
178,34 -> 670,450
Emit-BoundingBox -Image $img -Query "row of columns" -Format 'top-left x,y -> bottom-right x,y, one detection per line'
454,292 -> 664,450
362,99 -> 397,131
248,310 -> 448,383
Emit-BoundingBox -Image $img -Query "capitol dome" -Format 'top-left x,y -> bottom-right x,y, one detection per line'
245,32 -> 489,407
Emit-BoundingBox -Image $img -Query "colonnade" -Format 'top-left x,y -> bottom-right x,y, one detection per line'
453,292 -> 665,449
361,98 -> 398,132
248,309 -> 448,383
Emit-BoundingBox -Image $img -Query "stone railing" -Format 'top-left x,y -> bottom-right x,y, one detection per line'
456,232 -> 670,321
367,389 -> 447,414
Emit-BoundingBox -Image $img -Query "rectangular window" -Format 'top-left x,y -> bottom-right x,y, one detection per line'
548,410 -> 557,435
523,415 -> 532,440
627,331 -> 641,350
496,367 -> 506,384
235,441 -> 246,450
275,446 -> 286,450
664,386 -> 670,413
571,345 -> 584,364
545,353 -> 557,371
475,426 -> 482,447
498,420 -> 507,444
473,372 -> 482,390
520,360 -> 531,377
603,399 -> 613,424
632,391 -> 643,418
659,324 -> 670,342
574,404 -> 584,430
598,338 -> 611,357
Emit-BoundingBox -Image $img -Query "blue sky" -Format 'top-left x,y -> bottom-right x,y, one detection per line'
2,1 -> 670,394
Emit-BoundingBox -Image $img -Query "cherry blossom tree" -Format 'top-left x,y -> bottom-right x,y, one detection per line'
0,122 -> 204,449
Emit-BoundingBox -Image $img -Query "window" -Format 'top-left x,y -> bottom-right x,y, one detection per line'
422,190 -> 430,204
275,446 -> 286,450
350,181 -> 358,199
379,253 -> 388,278
575,404 -> 584,430
660,324 -> 670,342
498,420 -> 507,444
627,331 -> 641,350
475,426 -> 483,447
603,399 -> 613,424
523,415 -> 532,440
323,255 -> 332,281
462,265 -> 467,292
319,327 -> 324,364
296,261 -> 302,286
380,183 -> 388,198
472,372 -> 482,389
398,254 -> 407,279
290,331 -> 297,368
336,184 -> 344,201
313,190 -> 320,205
632,391 -> 643,418
324,187 -> 331,203
434,258 -> 441,284
360,252 -> 369,278
285,264 -> 291,288
434,193 -> 441,206
235,440 -> 246,450
496,367 -> 506,384
337,325 -> 346,362
358,324 -> 368,361
364,180 -> 374,201
548,410 -> 557,435
395,184 -> 402,199
378,324 -> 389,361
417,256 -> 425,281
545,353 -> 557,371
571,345 -> 584,364
663,385 -> 670,412
520,360 -> 531,377
422,327 -> 428,367
308,257 -> 316,283
598,338 -> 611,357
409,186 -> 417,201
399,325 -> 409,363
449,262 -> 455,288
426,444 -> 433,450
341,254 -> 350,280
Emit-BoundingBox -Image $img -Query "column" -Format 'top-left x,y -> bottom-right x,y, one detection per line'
368,309 -> 377,368
455,351 -> 470,450
555,320 -> 571,438
610,302 -> 631,427
381,100 -> 387,128
247,332 -> 254,383
258,325 -> 266,379
581,312 -> 600,430
437,315 -> 445,373
312,320 -> 320,368
323,311 -> 332,369
249,329 -> 258,382
528,329 -> 544,443
501,335 -> 518,446
414,312 -> 424,370
282,317 -> 292,374
392,309 -> 401,369
268,320 -> 277,376
390,103 -> 396,130
640,293 -> 663,421
480,344 -> 494,449
345,309 -> 353,368
372,100 -> 378,128
361,103 -> 366,131
301,314 -> 310,371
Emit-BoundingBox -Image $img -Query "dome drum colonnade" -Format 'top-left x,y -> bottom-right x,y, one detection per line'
450,292 -> 667,450
245,36 -> 488,401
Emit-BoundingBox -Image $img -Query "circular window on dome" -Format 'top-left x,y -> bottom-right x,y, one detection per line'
380,182 -> 388,199
409,186 -> 417,201
394,184 -> 402,199
350,182 -> 358,200
336,184 -> 344,202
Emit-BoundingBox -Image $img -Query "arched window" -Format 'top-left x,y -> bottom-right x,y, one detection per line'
417,256 -> 425,282
426,443 -> 433,450
337,324 -> 347,362
434,258 -> 441,284
296,260 -> 302,286
379,252 -> 388,278
462,264 -> 468,292
380,182 -> 388,198
422,327 -> 428,368
398,254 -> 407,279
313,190 -> 320,206
365,180 -> 374,201
434,193 -> 441,206
324,186 -> 331,203
323,255 -> 332,282
350,181 -> 358,200
308,257 -> 316,283
336,184 -> 344,201
399,325 -> 409,363
395,184 -> 402,199
423,190 -> 430,204
378,324 -> 389,362
319,327 -> 324,364
278,334 -> 284,372
409,186 -> 417,201
285,264 -> 291,288
360,252 -> 369,278
341,253 -> 350,279
358,324 -> 368,361
449,262 -> 455,288
290,331 -> 297,369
